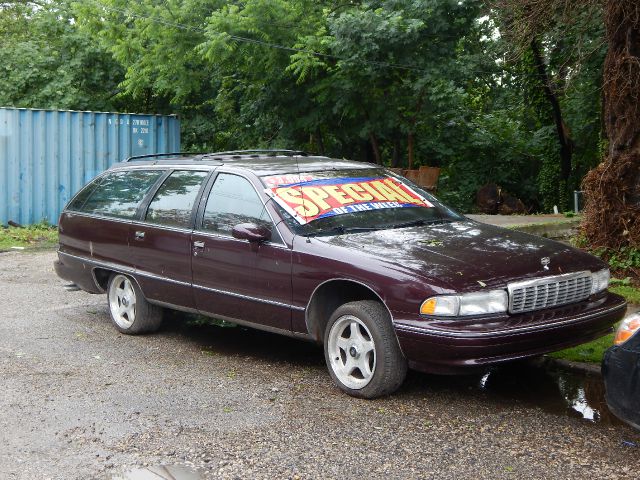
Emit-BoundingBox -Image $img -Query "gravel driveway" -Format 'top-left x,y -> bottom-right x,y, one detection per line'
1,250 -> 639,479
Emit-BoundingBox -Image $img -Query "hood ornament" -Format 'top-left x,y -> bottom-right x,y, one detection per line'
541,257 -> 551,271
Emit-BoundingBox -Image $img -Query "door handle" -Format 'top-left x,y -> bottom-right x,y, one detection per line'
193,240 -> 205,256
134,231 -> 145,241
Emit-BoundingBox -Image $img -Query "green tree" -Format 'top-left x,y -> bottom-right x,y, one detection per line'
0,0 -> 620,218
0,0 -> 125,111
288,0 -> 486,166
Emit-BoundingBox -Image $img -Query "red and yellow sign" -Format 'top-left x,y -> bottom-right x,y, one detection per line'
263,175 -> 433,224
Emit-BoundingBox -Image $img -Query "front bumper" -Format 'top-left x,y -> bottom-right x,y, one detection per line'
603,334 -> 640,430
393,292 -> 627,374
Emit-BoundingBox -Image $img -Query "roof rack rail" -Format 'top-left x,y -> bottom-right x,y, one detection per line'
203,149 -> 308,158
124,152 -> 202,162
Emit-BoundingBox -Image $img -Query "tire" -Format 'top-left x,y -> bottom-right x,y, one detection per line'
324,300 -> 407,399
107,273 -> 163,334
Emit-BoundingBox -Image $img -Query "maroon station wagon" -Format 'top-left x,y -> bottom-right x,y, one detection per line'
55,150 -> 627,398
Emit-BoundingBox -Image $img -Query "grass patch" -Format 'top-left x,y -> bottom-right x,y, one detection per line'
0,222 -> 58,250
610,284 -> 640,304
549,332 -> 615,364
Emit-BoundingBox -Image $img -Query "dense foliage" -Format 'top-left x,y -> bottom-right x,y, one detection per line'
0,1 -> 126,110
492,0 -> 639,253
0,0 -> 610,213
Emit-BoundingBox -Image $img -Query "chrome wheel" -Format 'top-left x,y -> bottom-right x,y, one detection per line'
327,314 -> 376,390
108,274 -> 137,330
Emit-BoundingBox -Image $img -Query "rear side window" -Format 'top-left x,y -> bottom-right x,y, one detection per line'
75,170 -> 164,219
145,170 -> 208,228
67,176 -> 104,212
201,173 -> 273,236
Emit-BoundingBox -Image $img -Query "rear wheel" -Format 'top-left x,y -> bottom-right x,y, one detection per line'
324,300 -> 407,398
107,273 -> 162,334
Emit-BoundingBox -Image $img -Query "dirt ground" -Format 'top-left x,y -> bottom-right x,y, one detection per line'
1,250 -> 639,480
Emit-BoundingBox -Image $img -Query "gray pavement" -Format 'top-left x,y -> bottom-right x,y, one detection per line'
467,214 -> 581,239
1,250 -> 639,480
467,214 -> 581,227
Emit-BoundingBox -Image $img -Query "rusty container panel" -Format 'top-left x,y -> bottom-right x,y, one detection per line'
0,107 -> 180,225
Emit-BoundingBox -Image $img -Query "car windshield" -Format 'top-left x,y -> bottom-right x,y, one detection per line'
260,168 -> 464,236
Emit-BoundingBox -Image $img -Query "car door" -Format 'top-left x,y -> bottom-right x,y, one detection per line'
191,171 -> 293,331
129,169 -> 210,309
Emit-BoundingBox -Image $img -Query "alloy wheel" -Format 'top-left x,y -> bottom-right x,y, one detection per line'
327,315 -> 377,390
108,274 -> 137,329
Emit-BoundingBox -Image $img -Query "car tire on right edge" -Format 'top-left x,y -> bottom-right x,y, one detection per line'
324,300 -> 407,398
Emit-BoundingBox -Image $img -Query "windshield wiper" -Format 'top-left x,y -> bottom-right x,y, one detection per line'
389,218 -> 453,229
388,219 -> 426,229
303,225 -> 380,237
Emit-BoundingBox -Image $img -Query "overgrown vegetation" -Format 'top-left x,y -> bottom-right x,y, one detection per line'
595,248 -> 640,287
573,234 -> 640,286
0,223 -> 58,250
581,2 -> 640,252
610,284 -> 640,305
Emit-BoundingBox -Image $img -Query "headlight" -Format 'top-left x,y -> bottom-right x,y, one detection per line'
420,290 -> 508,317
614,313 -> 640,345
591,268 -> 610,294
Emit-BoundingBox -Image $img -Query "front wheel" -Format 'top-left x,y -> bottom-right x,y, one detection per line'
324,300 -> 407,398
107,273 -> 163,334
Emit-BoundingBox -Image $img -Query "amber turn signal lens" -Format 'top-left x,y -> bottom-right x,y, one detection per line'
420,298 -> 437,315
614,314 -> 640,345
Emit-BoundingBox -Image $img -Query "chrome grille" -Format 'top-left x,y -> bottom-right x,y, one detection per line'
508,271 -> 593,314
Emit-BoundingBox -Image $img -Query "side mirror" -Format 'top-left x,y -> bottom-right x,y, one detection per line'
232,223 -> 272,243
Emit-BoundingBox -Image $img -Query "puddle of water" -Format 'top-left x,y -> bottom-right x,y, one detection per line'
406,360 -> 623,426
112,465 -> 202,480
475,362 -> 621,425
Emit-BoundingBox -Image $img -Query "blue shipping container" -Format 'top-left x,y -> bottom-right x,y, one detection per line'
0,107 -> 180,226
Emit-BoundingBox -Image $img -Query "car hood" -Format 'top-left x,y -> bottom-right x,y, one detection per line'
314,220 -> 606,292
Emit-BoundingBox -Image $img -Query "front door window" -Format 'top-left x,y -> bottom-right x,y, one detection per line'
202,173 -> 280,242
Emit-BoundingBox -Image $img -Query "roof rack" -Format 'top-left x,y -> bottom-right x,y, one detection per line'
203,149 -> 308,158
124,152 -> 202,162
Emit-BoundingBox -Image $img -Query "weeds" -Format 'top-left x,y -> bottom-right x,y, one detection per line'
0,221 -> 58,250
610,285 -> 640,304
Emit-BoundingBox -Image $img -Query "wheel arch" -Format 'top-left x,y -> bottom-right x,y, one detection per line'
92,267 -> 110,293
92,267 -> 145,297
305,278 -> 394,342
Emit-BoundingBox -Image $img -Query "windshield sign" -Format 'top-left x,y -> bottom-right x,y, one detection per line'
263,175 -> 433,225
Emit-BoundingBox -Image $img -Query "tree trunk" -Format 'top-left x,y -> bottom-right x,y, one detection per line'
369,132 -> 382,165
581,1 -> 640,249
530,38 -> 573,183
406,90 -> 425,171
407,132 -> 415,170
392,134 -> 402,168
314,127 -> 325,156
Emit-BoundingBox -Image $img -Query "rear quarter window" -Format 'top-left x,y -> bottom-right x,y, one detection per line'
71,170 -> 164,219
66,176 -> 104,212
